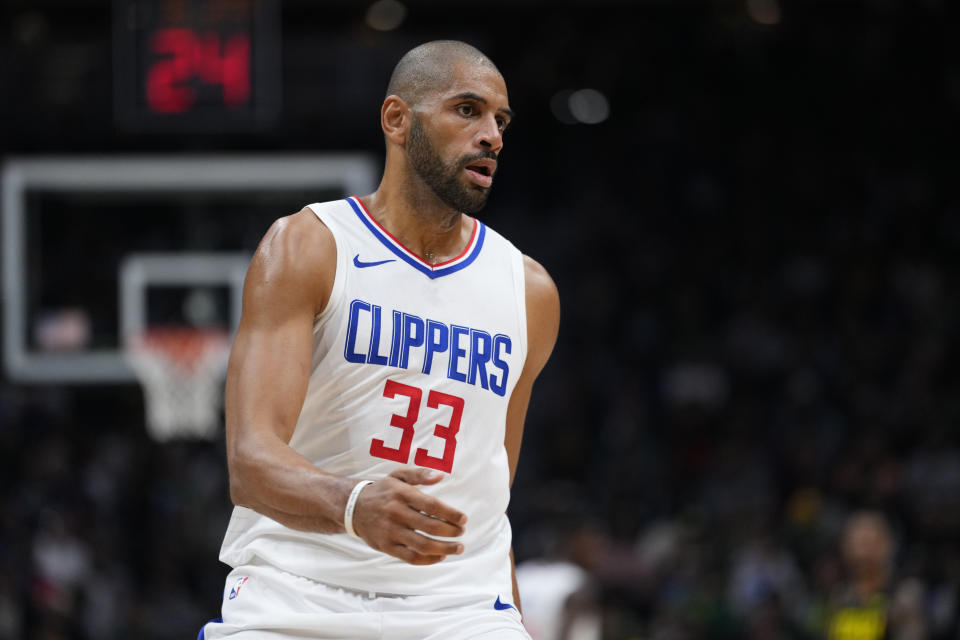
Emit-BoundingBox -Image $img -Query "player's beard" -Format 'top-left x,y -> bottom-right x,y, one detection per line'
407,114 -> 492,214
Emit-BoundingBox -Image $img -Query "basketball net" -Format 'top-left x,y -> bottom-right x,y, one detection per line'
126,328 -> 230,442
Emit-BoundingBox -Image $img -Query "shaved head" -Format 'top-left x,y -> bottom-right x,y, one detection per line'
386,40 -> 500,107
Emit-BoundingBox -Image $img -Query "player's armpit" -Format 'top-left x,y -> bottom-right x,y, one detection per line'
225,208 -> 351,532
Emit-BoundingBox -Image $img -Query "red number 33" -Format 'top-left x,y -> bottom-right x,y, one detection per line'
370,380 -> 464,473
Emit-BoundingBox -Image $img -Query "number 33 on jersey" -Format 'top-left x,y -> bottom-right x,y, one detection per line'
291,196 -> 527,482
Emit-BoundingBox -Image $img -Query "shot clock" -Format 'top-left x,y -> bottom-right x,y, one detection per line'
114,0 -> 279,131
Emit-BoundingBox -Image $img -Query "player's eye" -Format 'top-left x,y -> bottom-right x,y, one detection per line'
496,117 -> 508,132
456,103 -> 475,117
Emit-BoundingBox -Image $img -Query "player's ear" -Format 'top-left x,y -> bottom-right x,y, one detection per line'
381,95 -> 410,145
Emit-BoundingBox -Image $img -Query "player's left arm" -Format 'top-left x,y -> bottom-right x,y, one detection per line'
504,254 -> 561,611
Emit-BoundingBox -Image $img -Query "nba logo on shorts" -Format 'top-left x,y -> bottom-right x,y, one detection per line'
228,576 -> 249,600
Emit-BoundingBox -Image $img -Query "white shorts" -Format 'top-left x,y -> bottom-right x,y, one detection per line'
200,563 -> 531,640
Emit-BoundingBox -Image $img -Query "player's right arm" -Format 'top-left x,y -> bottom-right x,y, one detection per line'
225,207 -> 466,565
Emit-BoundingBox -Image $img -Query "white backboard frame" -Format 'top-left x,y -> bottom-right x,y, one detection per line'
2,154 -> 378,383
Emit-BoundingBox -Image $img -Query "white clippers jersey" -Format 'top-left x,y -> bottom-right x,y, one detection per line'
220,197 -> 528,598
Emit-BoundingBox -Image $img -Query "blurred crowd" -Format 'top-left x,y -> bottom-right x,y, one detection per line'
503,3 -> 960,637
0,391 -> 231,638
511,216 -> 960,638
505,159 -> 960,639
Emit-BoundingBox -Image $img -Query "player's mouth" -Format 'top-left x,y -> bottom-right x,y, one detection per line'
464,159 -> 496,188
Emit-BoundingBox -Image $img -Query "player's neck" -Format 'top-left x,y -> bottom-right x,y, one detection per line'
359,186 -> 470,266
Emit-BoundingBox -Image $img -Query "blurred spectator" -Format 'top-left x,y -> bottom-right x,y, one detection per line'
821,511 -> 918,640
516,525 -> 601,640
727,535 -> 808,638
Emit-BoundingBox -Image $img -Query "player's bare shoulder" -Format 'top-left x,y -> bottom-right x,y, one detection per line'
522,255 -> 560,373
245,207 -> 337,316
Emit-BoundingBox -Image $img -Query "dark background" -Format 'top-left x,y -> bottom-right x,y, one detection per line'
2,0 -> 960,638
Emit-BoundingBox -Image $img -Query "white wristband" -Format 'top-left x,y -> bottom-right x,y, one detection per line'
344,480 -> 375,539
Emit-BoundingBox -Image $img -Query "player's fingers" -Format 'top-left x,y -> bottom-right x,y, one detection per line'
376,495 -> 462,538
389,544 -> 445,566
389,467 -> 443,486
405,509 -> 465,538
397,528 -> 464,557
405,489 -> 468,527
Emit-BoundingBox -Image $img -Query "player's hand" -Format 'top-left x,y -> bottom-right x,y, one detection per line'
350,467 -> 468,566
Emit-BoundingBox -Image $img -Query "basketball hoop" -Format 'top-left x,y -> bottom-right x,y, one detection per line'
126,328 -> 231,442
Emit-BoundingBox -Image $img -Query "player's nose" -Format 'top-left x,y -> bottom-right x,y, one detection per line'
476,116 -> 503,153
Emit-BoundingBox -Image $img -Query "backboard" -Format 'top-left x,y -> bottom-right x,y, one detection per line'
2,154 -> 378,383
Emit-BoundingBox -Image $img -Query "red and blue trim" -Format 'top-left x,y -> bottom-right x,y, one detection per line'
346,196 -> 485,279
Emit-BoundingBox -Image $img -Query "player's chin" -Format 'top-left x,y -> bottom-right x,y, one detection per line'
461,187 -> 491,213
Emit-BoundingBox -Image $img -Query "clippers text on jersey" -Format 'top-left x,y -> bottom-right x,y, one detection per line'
343,298 -> 513,396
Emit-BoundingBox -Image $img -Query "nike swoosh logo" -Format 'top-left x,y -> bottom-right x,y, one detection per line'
494,595 -> 516,611
353,254 -> 396,268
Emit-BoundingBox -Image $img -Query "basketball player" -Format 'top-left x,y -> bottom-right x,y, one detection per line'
200,40 -> 560,639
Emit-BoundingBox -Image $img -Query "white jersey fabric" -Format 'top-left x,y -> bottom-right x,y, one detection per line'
219,196 -> 528,600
